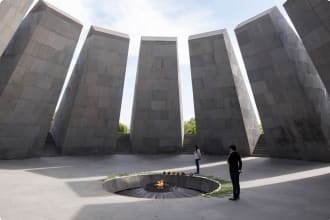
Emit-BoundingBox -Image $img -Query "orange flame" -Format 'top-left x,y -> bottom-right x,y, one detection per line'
155,179 -> 164,189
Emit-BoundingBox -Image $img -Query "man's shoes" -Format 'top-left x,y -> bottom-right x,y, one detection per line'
228,197 -> 237,201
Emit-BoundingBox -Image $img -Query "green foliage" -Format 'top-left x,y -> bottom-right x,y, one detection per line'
184,118 -> 196,134
118,122 -> 129,134
259,124 -> 264,134
201,175 -> 232,198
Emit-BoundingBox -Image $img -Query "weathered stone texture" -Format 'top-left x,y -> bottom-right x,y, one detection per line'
0,0 -> 33,57
130,37 -> 183,153
0,1 -> 82,159
189,30 -> 260,155
284,0 -> 330,94
51,26 -> 129,155
235,7 -> 330,161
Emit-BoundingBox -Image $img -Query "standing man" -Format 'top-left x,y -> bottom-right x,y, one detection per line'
227,144 -> 242,201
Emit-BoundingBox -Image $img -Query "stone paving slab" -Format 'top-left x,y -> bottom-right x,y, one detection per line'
0,155 -> 329,220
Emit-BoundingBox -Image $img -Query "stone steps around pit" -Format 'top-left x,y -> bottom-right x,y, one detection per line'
252,134 -> 270,157
115,134 -> 133,154
42,132 -> 61,156
181,134 -> 198,154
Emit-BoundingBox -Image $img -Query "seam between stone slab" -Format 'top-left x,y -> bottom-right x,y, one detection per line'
306,0 -> 330,33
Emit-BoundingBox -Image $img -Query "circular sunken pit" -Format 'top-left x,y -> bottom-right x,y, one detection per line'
103,174 -> 220,199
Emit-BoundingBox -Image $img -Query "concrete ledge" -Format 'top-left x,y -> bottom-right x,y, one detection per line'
189,29 -> 226,40
141,36 -> 177,42
90,25 -> 129,39
103,174 -> 220,194
236,6 -> 277,28
31,0 -> 82,27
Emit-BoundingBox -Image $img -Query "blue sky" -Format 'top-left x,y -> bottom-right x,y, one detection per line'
29,0 -> 291,126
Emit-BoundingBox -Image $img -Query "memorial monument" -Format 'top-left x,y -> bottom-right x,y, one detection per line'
51,26 -> 129,155
0,0 -> 33,57
235,7 -> 330,161
130,37 -> 183,153
0,1 -> 82,159
189,29 -> 260,155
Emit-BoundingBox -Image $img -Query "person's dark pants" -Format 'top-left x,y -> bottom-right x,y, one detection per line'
230,172 -> 240,199
195,159 -> 200,174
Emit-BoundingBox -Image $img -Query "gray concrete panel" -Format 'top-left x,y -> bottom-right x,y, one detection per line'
284,0 -> 330,94
235,7 -> 330,161
189,30 -> 260,155
130,37 -> 183,153
51,26 -> 129,155
0,1 -> 82,159
0,0 -> 33,57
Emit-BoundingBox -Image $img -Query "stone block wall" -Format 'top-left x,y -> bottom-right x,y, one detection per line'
284,0 -> 330,94
189,30 -> 260,155
235,7 -> 330,161
0,0 -> 33,57
130,37 -> 183,153
0,1 -> 82,159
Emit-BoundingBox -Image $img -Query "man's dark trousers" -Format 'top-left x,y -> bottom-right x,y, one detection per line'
230,172 -> 240,199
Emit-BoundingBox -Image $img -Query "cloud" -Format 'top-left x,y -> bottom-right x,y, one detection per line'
80,0 -> 225,65
45,0 -> 227,125
33,0 -> 92,24
79,0 -> 229,124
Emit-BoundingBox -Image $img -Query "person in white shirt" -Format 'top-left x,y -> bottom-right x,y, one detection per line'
193,145 -> 202,174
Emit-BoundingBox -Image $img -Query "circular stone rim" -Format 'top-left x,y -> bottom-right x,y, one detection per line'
103,174 -> 221,198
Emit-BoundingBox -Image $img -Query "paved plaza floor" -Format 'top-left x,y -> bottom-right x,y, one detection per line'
0,155 -> 329,220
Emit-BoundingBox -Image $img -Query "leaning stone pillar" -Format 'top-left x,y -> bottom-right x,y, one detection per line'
51,26 -> 129,155
189,29 -> 260,155
130,37 -> 183,153
284,0 -> 330,94
0,0 -> 33,57
235,7 -> 330,161
0,1 -> 82,159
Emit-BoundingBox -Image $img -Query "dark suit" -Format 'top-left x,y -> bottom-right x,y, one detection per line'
228,151 -> 242,199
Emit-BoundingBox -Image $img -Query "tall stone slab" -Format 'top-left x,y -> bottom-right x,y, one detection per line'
284,0 -> 330,93
130,37 -> 183,153
0,0 -> 33,57
0,1 -> 82,159
235,7 -> 330,161
51,26 -> 129,155
189,30 -> 261,155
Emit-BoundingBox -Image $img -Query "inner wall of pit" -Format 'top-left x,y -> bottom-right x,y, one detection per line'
103,174 -> 220,194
